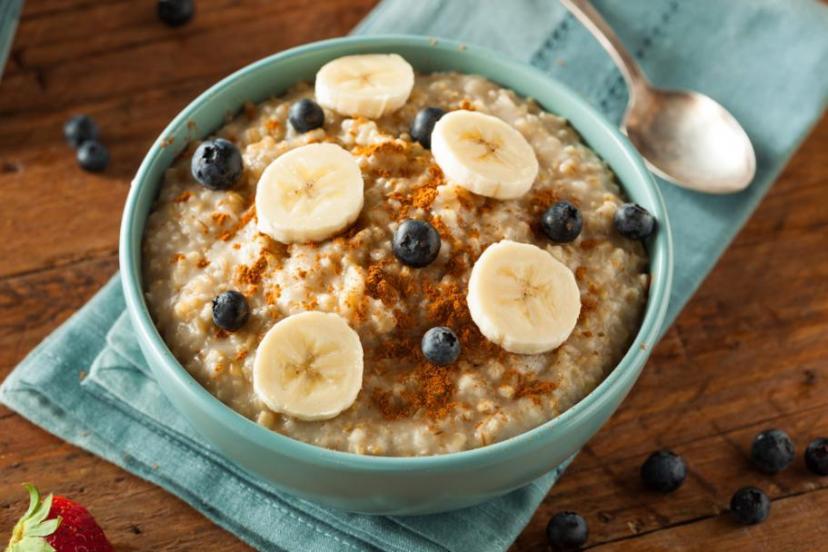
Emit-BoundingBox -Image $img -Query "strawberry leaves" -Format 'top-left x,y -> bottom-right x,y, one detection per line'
4,484 -> 61,552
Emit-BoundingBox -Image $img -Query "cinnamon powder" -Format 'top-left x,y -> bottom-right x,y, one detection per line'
371,362 -> 456,421
365,263 -> 399,307
236,255 -> 268,286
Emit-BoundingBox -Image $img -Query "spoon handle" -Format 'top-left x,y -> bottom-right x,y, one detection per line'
560,0 -> 648,93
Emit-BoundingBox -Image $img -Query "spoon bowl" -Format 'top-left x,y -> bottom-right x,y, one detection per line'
623,87 -> 756,194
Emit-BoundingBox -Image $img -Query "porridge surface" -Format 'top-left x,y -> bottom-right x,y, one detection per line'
142,72 -> 649,456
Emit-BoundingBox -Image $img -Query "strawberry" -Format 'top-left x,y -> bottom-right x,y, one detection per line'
4,484 -> 112,552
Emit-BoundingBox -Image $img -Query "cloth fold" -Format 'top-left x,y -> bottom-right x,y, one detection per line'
2,1 -> 827,550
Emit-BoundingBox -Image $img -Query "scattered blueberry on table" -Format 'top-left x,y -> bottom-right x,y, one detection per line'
640,450 -> 686,492
157,0 -> 195,27
421,327 -> 461,365
63,114 -> 99,148
212,290 -> 250,331
751,428 -> 795,474
546,511 -> 588,551
392,219 -> 441,267
541,201 -> 583,243
614,203 -> 656,240
192,138 -> 243,190
804,437 -> 828,475
76,141 -> 110,173
289,99 -> 325,133
730,486 -> 770,525
410,107 -> 446,149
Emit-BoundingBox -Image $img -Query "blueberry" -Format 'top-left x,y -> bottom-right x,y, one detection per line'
614,203 -> 656,240
157,0 -> 194,27
211,291 -> 249,331
640,450 -> 686,492
410,107 -> 446,149
76,141 -> 110,172
63,115 -> 99,148
392,219 -> 441,268
289,99 -> 325,133
805,437 -> 828,475
541,201 -> 583,243
546,511 -> 588,551
730,486 -> 770,525
421,327 -> 461,365
751,429 -> 795,474
191,138 -> 243,190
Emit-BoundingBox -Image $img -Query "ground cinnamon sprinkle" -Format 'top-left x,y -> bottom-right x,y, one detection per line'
265,118 -> 281,133
170,253 -> 185,263
428,215 -> 451,239
423,281 -> 465,326
264,284 -> 281,305
174,191 -> 191,203
579,239 -> 599,251
352,141 -> 407,158
211,212 -> 229,226
411,186 -> 438,209
393,308 -> 417,332
454,187 -> 477,210
262,239 -> 289,260
364,263 -> 399,307
514,378 -> 557,403
501,368 -> 558,405
386,163 -> 444,219
236,255 -> 268,286
413,363 -> 456,418
457,98 -> 477,111
371,362 -> 457,421
196,258 -> 210,268
220,205 -> 256,242
443,252 -> 469,279
371,388 -> 406,420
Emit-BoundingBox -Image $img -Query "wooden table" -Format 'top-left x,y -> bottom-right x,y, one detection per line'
1,1 -> 826,550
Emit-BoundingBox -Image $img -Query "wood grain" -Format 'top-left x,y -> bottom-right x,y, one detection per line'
1,1 -> 827,551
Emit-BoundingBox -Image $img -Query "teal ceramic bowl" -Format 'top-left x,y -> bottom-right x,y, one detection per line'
120,35 -> 673,515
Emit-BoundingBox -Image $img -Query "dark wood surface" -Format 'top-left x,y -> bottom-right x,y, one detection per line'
1,1 -> 826,550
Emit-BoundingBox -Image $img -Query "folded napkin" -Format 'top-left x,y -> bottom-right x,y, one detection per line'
0,0 -> 23,80
2,1 -> 827,551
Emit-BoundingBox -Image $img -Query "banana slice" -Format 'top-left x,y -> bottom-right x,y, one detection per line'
431,110 -> 539,200
315,54 -> 415,119
255,143 -> 364,244
467,240 -> 581,354
253,311 -> 364,421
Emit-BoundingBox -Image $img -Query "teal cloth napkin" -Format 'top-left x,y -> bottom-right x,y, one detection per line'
0,0 -> 23,80
2,1 -> 827,550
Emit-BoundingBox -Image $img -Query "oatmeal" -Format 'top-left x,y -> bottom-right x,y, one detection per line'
142,61 -> 649,456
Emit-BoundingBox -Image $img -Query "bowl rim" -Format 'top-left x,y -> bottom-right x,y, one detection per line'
120,34 -> 674,471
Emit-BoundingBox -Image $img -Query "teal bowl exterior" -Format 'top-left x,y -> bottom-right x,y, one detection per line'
120,35 -> 673,515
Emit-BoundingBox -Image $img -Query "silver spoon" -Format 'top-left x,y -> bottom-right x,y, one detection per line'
562,0 -> 756,194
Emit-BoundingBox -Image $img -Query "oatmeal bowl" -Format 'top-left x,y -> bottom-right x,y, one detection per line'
120,35 -> 673,514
